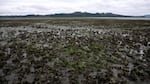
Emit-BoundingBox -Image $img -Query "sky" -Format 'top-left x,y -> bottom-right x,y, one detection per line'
0,0 -> 150,16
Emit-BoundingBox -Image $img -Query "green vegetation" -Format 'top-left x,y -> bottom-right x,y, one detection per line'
0,18 -> 150,84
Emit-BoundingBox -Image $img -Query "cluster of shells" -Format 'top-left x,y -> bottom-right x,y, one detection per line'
0,22 -> 150,84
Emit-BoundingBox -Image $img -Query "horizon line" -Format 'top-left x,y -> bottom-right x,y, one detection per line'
0,11 -> 147,16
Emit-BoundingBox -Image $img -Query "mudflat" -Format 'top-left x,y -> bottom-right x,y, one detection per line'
0,18 -> 150,84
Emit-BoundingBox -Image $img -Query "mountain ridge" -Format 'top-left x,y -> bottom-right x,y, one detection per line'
0,12 -> 147,18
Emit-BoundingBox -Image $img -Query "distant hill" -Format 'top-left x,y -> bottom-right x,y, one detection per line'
0,12 -> 148,18
46,12 -> 130,17
144,15 -> 150,18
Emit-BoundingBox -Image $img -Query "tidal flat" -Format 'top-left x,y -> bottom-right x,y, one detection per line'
0,18 -> 150,84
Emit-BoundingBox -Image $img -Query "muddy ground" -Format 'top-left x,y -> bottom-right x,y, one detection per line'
0,18 -> 150,84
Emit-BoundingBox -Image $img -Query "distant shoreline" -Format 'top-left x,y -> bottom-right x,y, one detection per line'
0,17 -> 150,20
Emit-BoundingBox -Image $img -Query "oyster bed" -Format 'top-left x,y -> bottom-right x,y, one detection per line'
0,19 -> 150,84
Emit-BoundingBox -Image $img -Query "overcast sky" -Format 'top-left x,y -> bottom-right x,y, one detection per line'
0,0 -> 150,16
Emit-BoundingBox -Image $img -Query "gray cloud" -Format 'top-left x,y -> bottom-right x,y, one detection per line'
0,0 -> 150,15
